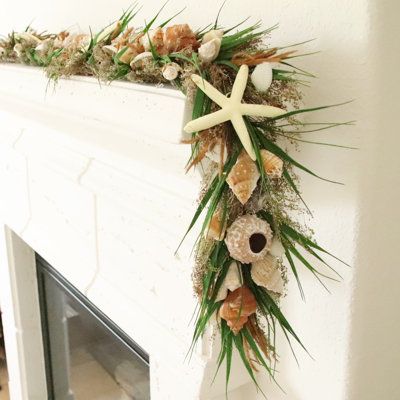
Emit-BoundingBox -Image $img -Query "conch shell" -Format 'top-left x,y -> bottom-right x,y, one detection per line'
225,214 -> 273,264
260,149 -> 283,179
162,62 -> 181,81
215,262 -> 242,301
226,150 -> 260,205
251,255 -> 284,294
206,210 -> 226,241
219,286 -> 257,334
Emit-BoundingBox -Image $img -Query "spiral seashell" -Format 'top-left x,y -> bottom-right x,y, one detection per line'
219,285 -> 257,334
198,38 -> 221,63
225,214 -> 273,264
206,210 -> 226,241
260,149 -> 283,179
251,254 -> 284,294
215,262 -> 242,301
226,150 -> 260,205
162,62 -> 181,81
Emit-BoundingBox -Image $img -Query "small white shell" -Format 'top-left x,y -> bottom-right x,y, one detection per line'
0,46 -> 6,57
215,262 -> 242,301
251,255 -> 284,294
130,51 -> 153,67
35,39 -> 51,56
162,62 -> 181,81
198,38 -> 221,63
97,21 -> 120,43
102,45 -> 118,56
269,238 -> 285,258
202,29 -> 224,43
251,62 -> 273,92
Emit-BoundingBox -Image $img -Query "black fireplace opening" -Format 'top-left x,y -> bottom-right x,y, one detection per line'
36,255 -> 150,400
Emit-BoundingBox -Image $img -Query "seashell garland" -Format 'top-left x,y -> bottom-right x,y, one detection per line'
251,254 -> 284,294
226,150 -> 260,205
219,285 -> 257,334
260,149 -> 283,179
162,62 -> 181,81
206,210 -> 227,241
215,262 -> 242,301
225,214 -> 273,264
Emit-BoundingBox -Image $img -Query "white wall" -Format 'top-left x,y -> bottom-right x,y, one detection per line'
1,1 -> 400,399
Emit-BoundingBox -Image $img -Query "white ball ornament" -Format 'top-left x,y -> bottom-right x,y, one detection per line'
251,62 -> 273,92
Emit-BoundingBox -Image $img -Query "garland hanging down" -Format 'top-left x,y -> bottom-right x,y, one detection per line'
0,4 -> 352,395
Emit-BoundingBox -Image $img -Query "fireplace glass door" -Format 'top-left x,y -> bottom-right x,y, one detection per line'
36,255 -> 150,400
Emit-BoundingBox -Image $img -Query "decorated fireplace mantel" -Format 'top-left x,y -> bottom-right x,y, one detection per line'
0,63 -> 252,399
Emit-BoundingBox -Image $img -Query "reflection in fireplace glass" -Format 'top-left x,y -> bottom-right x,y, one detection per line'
36,256 -> 150,400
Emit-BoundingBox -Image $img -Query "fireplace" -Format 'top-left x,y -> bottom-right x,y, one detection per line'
36,255 -> 150,400
0,64 -> 253,400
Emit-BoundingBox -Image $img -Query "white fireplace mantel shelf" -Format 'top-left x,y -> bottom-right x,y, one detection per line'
0,64 -> 251,400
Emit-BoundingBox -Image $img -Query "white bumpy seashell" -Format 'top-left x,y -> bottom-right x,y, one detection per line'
251,254 -> 284,294
13,44 -> 23,58
162,62 -> 181,81
198,38 -> 221,63
202,29 -> 224,43
269,237 -> 285,258
215,262 -> 242,301
251,62 -> 273,92
0,46 -> 6,56
225,214 -> 273,264
260,149 -> 283,178
102,45 -> 118,56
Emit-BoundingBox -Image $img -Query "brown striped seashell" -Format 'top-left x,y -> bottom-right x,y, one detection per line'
251,254 -> 284,294
219,285 -> 257,334
226,150 -> 260,205
260,149 -> 283,179
215,262 -> 242,301
225,214 -> 273,264
206,210 -> 227,241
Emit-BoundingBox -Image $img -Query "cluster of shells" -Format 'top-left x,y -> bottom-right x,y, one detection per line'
2,23 -> 227,84
208,149 -> 285,334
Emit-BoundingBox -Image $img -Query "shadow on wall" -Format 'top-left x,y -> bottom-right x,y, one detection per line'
346,1 -> 400,400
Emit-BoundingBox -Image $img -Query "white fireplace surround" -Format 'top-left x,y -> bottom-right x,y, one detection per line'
0,64 -> 252,400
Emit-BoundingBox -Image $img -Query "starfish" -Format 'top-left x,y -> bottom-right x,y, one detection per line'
184,65 -> 286,161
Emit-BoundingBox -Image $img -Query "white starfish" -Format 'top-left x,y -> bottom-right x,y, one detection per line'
184,65 -> 286,161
